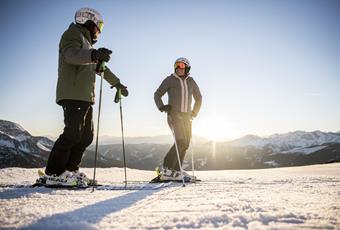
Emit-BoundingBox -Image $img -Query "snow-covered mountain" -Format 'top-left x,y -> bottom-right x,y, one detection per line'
1,119 -> 339,170
229,131 -> 340,153
0,120 -> 53,168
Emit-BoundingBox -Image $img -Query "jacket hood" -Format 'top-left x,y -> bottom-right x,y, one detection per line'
69,23 -> 93,44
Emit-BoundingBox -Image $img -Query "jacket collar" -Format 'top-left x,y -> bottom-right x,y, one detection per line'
173,73 -> 189,80
69,23 -> 92,44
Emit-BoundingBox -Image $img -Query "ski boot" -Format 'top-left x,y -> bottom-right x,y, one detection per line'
72,170 -> 97,187
45,170 -> 78,187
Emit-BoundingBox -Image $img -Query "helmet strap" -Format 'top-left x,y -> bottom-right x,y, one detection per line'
185,66 -> 191,75
175,68 -> 189,78
83,20 -> 99,45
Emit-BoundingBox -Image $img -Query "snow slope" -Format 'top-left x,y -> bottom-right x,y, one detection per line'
0,164 -> 339,229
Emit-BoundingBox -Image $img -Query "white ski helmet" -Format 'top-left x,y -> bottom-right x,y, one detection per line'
174,57 -> 191,74
75,8 -> 104,32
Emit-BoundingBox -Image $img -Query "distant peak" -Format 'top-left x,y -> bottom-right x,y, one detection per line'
0,119 -> 31,138
237,134 -> 262,141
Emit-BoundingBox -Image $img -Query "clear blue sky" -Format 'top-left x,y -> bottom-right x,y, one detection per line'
0,0 -> 339,140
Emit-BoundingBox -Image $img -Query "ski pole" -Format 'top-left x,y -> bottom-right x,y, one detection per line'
118,88 -> 128,187
169,115 -> 185,187
92,61 -> 106,192
191,124 -> 195,178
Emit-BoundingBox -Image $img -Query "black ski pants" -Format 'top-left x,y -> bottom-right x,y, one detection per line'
163,112 -> 192,171
45,100 -> 94,176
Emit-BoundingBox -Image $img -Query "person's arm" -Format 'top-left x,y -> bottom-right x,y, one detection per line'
61,31 -> 94,65
102,66 -> 120,87
191,80 -> 202,117
154,78 -> 169,111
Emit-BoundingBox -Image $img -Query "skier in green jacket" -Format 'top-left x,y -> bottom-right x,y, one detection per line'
154,57 -> 202,181
43,8 -> 128,186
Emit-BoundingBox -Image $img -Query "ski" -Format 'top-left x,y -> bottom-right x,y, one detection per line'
151,167 -> 201,183
150,175 -> 201,183
0,183 -> 89,189
95,182 -> 173,190
32,182 -> 93,190
13,169 -> 173,190
1,181 -> 173,190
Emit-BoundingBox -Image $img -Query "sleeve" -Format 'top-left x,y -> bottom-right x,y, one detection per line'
154,78 -> 169,110
191,79 -> 202,117
60,30 -> 94,65
102,66 -> 120,86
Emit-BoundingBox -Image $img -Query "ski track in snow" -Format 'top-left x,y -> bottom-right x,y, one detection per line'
0,164 -> 339,229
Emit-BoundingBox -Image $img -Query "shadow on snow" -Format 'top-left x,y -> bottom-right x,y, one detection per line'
22,188 -> 161,229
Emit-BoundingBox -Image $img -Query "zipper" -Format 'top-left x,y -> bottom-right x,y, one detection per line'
173,74 -> 189,112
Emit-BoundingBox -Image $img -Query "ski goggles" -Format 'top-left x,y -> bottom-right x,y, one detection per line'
174,62 -> 186,69
97,21 -> 104,33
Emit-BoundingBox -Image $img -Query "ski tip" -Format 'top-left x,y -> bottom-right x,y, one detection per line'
150,175 -> 161,183
38,169 -> 45,177
155,166 -> 161,177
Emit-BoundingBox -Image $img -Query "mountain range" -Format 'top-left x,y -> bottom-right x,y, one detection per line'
0,119 -> 339,170
0,120 -> 53,168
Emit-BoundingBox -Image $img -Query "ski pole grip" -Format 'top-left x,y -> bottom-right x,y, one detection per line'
114,89 -> 122,103
96,61 -> 106,73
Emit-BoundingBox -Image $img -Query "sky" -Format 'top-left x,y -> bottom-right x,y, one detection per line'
0,0 -> 339,141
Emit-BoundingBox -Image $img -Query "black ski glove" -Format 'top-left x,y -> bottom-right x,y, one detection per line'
114,82 -> 129,96
91,48 -> 112,63
160,105 -> 171,113
112,82 -> 129,103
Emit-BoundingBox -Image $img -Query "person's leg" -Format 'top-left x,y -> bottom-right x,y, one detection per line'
45,100 -> 89,176
162,113 -> 190,171
163,144 -> 177,169
66,105 -> 94,172
170,114 -> 192,171
176,114 -> 192,170
162,114 -> 180,169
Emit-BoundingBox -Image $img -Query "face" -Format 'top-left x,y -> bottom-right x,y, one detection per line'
175,67 -> 185,77
175,62 -> 186,77
93,25 -> 101,40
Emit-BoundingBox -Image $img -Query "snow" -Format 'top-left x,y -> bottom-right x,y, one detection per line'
18,144 -> 31,153
0,164 -> 339,229
0,139 -> 15,149
13,134 -> 29,142
264,160 -> 279,167
142,153 -> 153,159
281,145 -> 327,155
0,132 -> 28,142
36,141 -> 51,152
37,138 -> 53,148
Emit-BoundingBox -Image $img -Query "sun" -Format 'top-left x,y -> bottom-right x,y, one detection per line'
193,115 -> 238,141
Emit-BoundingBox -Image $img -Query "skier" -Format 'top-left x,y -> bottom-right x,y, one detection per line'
42,8 -> 128,187
154,57 -> 202,181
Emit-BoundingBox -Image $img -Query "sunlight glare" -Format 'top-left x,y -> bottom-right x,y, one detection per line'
193,115 -> 238,141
